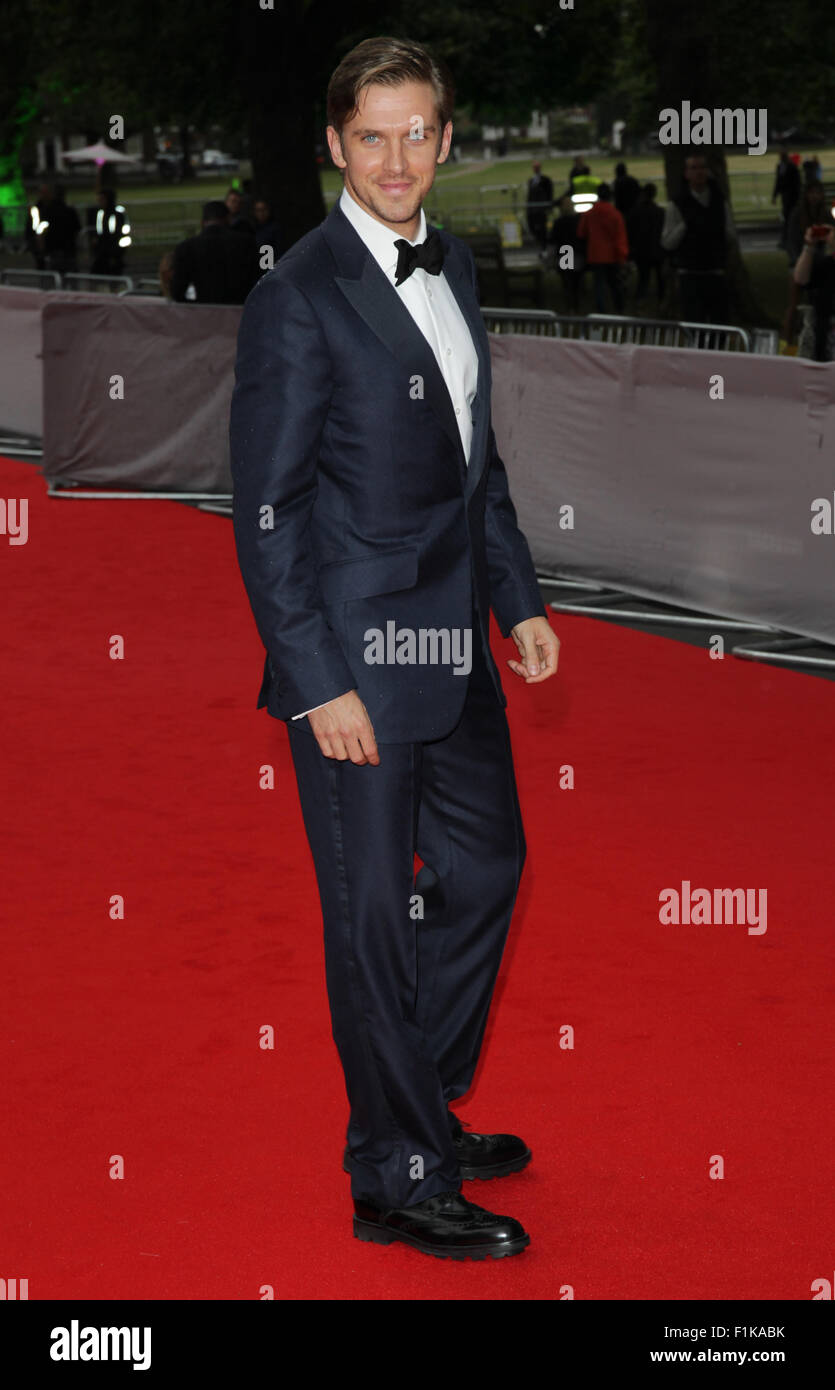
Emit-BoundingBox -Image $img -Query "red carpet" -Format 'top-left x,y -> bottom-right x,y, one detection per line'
2,452 -> 833,1300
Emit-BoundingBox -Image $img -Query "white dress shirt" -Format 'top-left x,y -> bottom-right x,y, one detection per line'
292,185 -> 479,721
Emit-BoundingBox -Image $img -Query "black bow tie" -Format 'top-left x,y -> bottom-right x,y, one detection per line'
393,227 -> 445,286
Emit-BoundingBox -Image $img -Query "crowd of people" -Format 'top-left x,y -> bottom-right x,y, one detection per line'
25,183 -> 135,277
23,181 -> 282,304
161,188 -> 282,303
526,154 -> 738,323
525,150 -> 835,356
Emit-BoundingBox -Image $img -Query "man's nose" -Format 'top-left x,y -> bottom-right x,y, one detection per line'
383,141 -> 408,174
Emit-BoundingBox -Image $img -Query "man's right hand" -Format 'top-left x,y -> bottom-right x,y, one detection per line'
307,690 -> 380,765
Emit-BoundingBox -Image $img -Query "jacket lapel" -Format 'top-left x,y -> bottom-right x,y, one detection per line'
322,201 -> 490,497
436,226 -> 491,499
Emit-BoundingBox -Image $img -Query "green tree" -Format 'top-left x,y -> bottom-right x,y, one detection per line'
0,2 -> 38,213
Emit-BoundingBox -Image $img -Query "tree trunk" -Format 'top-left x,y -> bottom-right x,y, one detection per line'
239,2 -> 326,254
97,162 -> 116,194
645,0 -> 771,327
179,123 -> 195,182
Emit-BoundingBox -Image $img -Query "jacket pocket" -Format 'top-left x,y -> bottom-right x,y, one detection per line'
316,546 -> 419,605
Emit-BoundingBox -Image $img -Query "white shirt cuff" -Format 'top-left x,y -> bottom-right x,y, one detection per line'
291,702 -> 328,720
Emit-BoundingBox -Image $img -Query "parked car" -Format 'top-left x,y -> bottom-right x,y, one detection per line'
771,127 -> 829,147
201,149 -> 238,171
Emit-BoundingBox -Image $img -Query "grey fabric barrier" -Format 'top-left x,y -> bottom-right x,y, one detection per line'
0,286 -> 156,439
31,295 -> 835,643
42,296 -> 239,492
0,287 -> 49,436
489,335 -> 835,644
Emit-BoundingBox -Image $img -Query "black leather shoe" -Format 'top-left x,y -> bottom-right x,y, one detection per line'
343,1118 -> 532,1181
448,1117 -> 532,1179
353,1190 -> 530,1260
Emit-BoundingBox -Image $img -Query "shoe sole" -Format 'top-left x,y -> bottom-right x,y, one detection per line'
343,1148 -> 532,1182
353,1217 -> 530,1260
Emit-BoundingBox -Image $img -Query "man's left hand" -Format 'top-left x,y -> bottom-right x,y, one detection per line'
507,615 -> 560,684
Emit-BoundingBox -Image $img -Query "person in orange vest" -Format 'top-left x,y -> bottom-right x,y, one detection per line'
577,181 -> 629,313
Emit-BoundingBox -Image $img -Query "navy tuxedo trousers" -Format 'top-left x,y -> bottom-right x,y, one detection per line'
286,613 -> 526,1208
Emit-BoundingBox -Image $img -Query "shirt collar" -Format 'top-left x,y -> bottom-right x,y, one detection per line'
339,185 -> 427,281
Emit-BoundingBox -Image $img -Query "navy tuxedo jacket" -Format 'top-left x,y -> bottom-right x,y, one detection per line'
229,199 -> 546,743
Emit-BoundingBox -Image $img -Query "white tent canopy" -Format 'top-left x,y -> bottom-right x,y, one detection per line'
62,142 -> 139,164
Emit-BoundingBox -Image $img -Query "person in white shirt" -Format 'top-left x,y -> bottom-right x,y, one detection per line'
661,153 -> 737,323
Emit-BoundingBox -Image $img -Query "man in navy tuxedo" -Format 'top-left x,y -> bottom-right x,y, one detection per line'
230,36 -> 559,1261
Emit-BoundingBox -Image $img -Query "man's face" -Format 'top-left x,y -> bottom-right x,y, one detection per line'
254,201 -> 268,223
685,157 -> 708,191
226,192 -> 241,215
326,79 -> 452,232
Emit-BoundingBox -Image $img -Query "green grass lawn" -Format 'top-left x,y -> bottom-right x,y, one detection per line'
32,146 -> 835,237
414,149 -> 832,224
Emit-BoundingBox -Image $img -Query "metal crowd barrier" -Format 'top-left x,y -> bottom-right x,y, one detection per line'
481,308 -> 560,335
125,279 -> 167,296
0,268 -> 62,289
585,315 -> 697,348
0,274 -> 770,353
675,319 -> 751,352
62,273 -> 135,295
1,269 -> 162,297
749,328 -> 780,355
481,308 -> 756,352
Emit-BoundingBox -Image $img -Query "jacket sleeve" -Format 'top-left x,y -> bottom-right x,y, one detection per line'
466,252 -> 548,637
229,271 -> 358,715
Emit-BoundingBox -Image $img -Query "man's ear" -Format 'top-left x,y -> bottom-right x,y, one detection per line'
326,125 -> 346,169
436,119 -> 453,165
